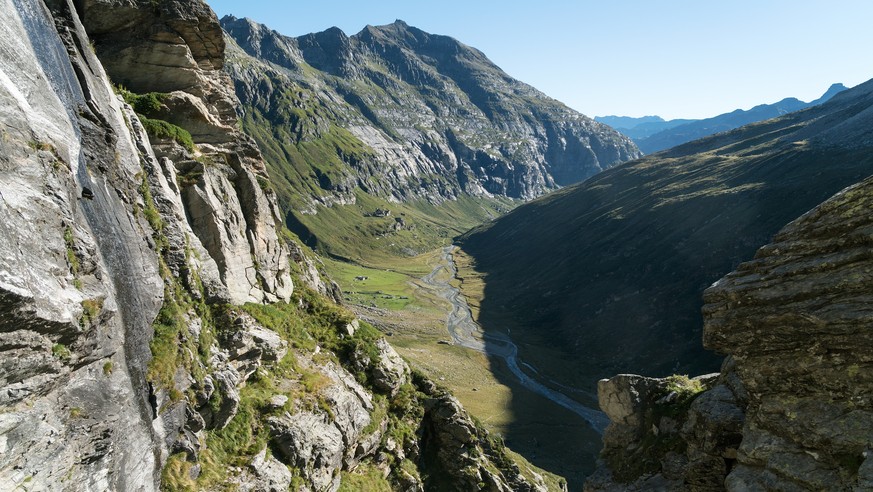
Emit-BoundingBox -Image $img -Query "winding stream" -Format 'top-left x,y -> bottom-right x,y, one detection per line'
422,246 -> 610,434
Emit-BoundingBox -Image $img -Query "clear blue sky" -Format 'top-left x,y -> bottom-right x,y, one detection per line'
207,0 -> 873,120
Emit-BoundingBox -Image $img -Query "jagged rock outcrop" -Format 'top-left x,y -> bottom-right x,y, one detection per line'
586,368 -> 744,491
267,357 -> 380,492
81,0 -> 294,305
421,392 -> 551,492
587,161 -> 873,491
701,174 -> 873,490
349,336 -> 410,397
237,448 -> 294,492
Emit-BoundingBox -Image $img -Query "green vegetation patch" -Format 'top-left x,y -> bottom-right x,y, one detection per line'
63,226 -> 81,288
116,86 -> 196,152
665,374 -> 705,397
79,298 -> 103,328
52,343 -> 71,360
240,287 -> 383,370
194,287 -> 394,487
161,452 -> 198,492
147,279 -> 213,398
339,464 -> 393,492
118,88 -> 166,115
138,115 -> 195,152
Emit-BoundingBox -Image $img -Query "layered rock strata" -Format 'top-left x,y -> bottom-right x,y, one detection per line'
702,174 -> 873,490
587,174 -> 873,490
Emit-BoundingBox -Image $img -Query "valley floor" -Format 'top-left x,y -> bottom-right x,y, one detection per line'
324,248 -> 603,489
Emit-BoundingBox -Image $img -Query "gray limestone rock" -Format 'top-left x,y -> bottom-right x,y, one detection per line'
269,412 -> 344,492
220,312 -> 288,380
0,0 -> 165,489
240,447 -> 293,492
200,366 -> 241,430
370,338 -> 410,397
82,0 -> 295,307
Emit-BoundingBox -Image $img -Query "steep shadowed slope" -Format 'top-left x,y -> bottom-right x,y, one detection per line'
459,78 -> 873,397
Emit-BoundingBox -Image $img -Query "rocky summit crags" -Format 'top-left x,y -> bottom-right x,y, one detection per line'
219,16 -> 639,260
223,16 -> 639,204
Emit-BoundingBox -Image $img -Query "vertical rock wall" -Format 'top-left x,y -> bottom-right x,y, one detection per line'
1,0 -> 163,488
0,0 -> 298,488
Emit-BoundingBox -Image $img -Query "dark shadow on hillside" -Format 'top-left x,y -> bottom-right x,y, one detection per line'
465,145 -> 873,485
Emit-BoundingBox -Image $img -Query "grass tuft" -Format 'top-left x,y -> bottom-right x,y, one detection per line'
52,343 -> 71,360
138,115 -> 195,152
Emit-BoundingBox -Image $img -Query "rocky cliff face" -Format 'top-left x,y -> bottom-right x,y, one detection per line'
701,174 -> 873,490
1,0 -> 164,487
0,1 -> 549,490
587,171 -> 873,490
81,0 -> 294,306
220,16 -> 639,215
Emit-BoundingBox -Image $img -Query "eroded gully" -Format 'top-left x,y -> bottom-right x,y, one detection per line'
421,246 -> 609,433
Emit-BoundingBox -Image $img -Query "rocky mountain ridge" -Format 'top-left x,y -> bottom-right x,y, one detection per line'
216,16 -> 640,260
0,1 -> 551,490
222,16 -> 639,205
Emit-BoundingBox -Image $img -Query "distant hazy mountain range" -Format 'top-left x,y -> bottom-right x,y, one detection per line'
596,83 -> 847,153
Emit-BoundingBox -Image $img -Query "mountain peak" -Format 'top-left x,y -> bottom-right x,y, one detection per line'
810,82 -> 848,105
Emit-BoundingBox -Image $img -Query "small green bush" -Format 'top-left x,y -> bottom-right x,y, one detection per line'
80,298 -> 103,328
138,115 -> 196,152
665,374 -> 704,396
63,227 -> 80,278
52,343 -> 71,360
117,86 -> 166,116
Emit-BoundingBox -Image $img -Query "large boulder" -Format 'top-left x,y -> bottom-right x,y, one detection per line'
370,338 -> 410,396
238,447 -> 293,492
268,412 -> 344,492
